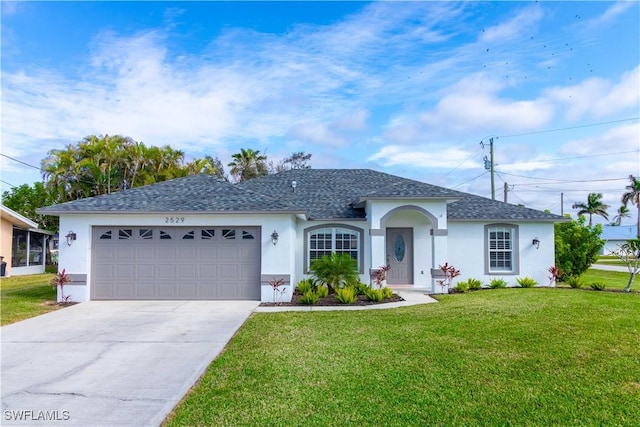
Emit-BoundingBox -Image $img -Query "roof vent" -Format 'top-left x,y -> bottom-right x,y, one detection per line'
291,181 -> 297,192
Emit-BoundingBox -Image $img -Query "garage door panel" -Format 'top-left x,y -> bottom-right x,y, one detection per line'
136,246 -> 155,261
92,226 -> 261,300
115,264 -> 135,279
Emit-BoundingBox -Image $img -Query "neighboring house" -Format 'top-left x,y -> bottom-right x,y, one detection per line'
600,225 -> 638,255
38,169 -> 566,302
0,204 -> 52,276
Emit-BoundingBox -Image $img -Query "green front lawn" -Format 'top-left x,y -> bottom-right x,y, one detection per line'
164,289 -> 640,426
579,268 -> 635,291
0,274 -> 57,325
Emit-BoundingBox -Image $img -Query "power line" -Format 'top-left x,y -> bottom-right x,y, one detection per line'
496,171 -> 629,185
0,179 -> 17,188
451,170 -> 489,189
496,117 -> 640,140
498,149 -> 639,166
0,153 -> 41,170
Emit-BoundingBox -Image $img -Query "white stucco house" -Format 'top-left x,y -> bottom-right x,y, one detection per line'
38,169 -> 565,302
600,225 -> 638,255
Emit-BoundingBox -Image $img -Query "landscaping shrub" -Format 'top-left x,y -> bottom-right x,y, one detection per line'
566,276 -> 583,289
590,282 -> 606,291
451,280 -> 469,293
365,288 -> 384,302
316,285 -> 329,298
296,279 -> 315,295
335,287 -> 358,304
381,287 -> 394,299
309,253 -> 358,292
467,278 -> 483,290
346,278 -> 370,296
516,277 -> 537,288
298,290 -> 319,305
555,216 -> 605,280
490,278 -> 507,289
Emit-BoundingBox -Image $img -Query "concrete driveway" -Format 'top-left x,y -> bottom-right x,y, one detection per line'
1,300 -> 259,427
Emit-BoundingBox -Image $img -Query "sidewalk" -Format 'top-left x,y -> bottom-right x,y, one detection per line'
254,289 -> 438,312
590,264 -> 630,273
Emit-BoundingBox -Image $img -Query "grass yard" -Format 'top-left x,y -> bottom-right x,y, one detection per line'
595,255 -> 628,267
164,289 -> 640,426
579,268 -> 636,291
0,273 -> 57,325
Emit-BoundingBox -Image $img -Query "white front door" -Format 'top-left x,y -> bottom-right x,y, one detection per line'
386,228 -> 413,285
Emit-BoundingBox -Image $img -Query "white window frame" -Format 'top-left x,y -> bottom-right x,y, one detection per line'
485,224 -> 519,275
304,224 -> 363,273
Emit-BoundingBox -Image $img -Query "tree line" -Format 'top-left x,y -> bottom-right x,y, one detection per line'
2,134 -> 311,231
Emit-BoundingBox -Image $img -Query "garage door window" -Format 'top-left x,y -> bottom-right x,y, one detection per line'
140,229 -> 153,239
183,230 -> 195,240
119,229 -> 133,239
202,229 -> 215,239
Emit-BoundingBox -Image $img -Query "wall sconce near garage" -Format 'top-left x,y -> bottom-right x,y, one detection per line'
65,231 -> 77,246
532,237 -> 540,249
271,230 -> 279,246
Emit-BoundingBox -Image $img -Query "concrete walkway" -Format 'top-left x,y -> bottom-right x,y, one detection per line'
254,289 -> 438,312
590,263 -> 630,273
1,301 -> 258,427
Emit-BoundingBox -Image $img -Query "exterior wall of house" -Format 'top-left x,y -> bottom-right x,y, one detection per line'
294,219 -> 371,287
1,217 -> 13,276
57,213 -> 296,303
446,221 -> 555,289
367,200 -> 448,290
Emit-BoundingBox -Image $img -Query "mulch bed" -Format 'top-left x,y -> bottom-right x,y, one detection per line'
259,292 -> 404,307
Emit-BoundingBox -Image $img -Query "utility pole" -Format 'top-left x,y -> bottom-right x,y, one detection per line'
481,137 -> 496,200
504,182 -> 508,203
561,192 -> 564,216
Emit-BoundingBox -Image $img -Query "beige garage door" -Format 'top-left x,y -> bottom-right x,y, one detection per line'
91,226 -> 261,300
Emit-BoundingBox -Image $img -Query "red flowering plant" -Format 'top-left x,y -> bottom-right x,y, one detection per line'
49,268 -> 72,304
437,262 -> 461,292
268,277 -> 287,305
548,266 -> 562,287
374,265 -> 391,289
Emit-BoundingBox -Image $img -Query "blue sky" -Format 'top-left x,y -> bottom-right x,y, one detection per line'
1,1 -> 639,224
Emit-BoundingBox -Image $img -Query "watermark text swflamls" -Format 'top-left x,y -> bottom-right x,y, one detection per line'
4,410 -> 70,422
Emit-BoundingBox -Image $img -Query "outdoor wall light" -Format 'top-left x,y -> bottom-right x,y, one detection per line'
65,231 -> 77,246
271,230 -> 279,246
532,237 -> 540,249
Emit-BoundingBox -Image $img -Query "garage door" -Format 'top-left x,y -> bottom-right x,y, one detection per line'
91,226 -> 261,300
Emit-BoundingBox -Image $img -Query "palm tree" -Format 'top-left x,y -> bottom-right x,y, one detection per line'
622,174 -> 640,237
612,205 -> 631,226
228,148 -> 268,182
572,192 -> 609,226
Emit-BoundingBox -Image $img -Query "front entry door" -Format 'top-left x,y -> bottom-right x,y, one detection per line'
386,228 -> 413,285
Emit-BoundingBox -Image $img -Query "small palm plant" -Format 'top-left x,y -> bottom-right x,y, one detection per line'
309,253 -> 358,293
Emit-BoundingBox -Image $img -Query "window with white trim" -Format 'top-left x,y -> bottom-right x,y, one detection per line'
486,225 -> 518,274
306,226 -> 362,272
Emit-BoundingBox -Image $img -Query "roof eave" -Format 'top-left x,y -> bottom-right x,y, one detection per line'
448,217 -> 569,223
36,209 -> 308,216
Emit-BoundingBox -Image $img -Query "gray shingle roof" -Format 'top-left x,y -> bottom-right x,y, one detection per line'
38,174 -> 297,213
38,169 -> 565,222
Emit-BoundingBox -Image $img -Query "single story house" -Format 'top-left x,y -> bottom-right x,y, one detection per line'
1,204 -> 52,276
38,169 -> 565,302
600,225 -> 638,255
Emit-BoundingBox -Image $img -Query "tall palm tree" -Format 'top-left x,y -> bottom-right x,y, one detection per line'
621,174 -> 640,237
228,148 -> 268,182
572,192 -> 609,226
612,205 -> 631,226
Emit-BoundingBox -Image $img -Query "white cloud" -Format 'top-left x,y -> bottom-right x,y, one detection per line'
419,73 -> 554,137
479,6 -> 543,43
544,66 -> 640,121
583,1 -> 636,30
368,145 -> 481,169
